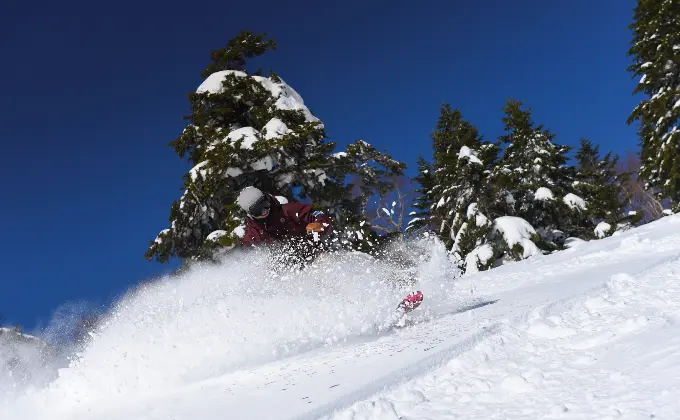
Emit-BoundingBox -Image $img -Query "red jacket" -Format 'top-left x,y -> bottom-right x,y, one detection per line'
241,196 -> 333,247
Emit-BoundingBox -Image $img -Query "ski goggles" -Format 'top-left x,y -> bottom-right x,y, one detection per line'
248,195 -> 271,219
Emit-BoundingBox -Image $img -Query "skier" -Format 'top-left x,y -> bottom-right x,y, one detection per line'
236,186 -> 422,315
236,186 -> 333,248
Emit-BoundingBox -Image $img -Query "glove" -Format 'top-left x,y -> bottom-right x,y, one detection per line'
306,222 -> 326,233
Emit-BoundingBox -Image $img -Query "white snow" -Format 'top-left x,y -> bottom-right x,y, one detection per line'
6,215 -> 680,420
250,155 -> 276,171
533,187 -> 554,201
275,196 -> 289,204
153,229 -> 170,244
407,217 -> 423,226
464,243 -> 494,274
563,192 -> 587,210
492,216 -> 537,248
195,70 -> 248,94
233,225 -> 246,238
189,160 -> 209,182
458,146 -> 483,165
466,203 -> 488,227
224,167 -> 244,178
196,71 -> 320,125
252,75 -> 320,124
224,127 -> 260,149
595,221 -> 612,238
206,230 -> 228,242
262,118 -> 290,140
564,237 -> 586,248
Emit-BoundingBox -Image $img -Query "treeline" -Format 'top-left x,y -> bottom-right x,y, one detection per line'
146,0 -> 679,273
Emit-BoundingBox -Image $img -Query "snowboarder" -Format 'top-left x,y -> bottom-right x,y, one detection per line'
236,186 -> 333,247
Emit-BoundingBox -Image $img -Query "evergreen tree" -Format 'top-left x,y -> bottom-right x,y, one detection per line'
490,99 -> 584,244
413,103 -> 500,273
627,0 -> 680,210
428,104 -> 498,251
146,31 -> 405,264
406,157 -> 436,232
572,138 -> 632,237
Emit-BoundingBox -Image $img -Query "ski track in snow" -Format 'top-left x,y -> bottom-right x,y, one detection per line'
3,215 -> 680,419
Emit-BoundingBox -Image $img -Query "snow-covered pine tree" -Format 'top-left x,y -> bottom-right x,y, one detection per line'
627,0 -> 680,211
428,104 -> 498,250
145,31 -> 405,264
572,138 -> 636,238
406,157 -> 436,232
414,104 -> 500,272
490,99 -> 585,245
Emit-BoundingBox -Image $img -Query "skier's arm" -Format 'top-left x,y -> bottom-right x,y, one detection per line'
288,203 -> 333,236
241,225 -> 261,247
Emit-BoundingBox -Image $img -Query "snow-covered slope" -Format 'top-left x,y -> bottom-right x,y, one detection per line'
3,215 -> 680,419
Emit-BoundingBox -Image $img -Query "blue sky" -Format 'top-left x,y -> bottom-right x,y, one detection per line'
1,0 -> 639,330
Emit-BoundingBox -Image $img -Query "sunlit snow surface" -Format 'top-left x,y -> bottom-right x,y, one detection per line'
4,215 -> 680,419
